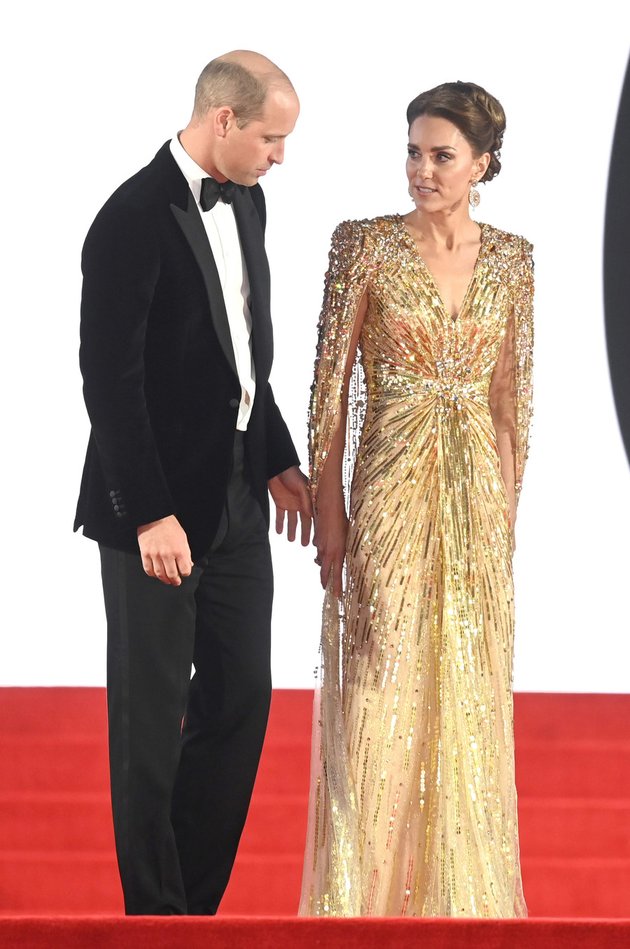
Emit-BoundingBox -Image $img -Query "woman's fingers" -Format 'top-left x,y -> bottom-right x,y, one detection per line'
318,547 -> 345,598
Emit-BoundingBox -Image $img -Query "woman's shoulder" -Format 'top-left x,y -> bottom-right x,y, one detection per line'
336,214 -> 400,232
482,222 -> 533,260
329,214 -> 402,255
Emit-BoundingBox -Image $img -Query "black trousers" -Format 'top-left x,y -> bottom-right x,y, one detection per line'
99,433 -> 273,915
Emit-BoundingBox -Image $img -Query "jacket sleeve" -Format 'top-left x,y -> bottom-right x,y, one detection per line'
79,200 -> 175,529
264,384 -> 300,479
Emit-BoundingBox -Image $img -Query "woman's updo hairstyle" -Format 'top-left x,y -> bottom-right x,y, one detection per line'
406,81 -> 506,182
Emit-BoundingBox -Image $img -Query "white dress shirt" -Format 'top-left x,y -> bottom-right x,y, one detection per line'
169,135 -> 256,431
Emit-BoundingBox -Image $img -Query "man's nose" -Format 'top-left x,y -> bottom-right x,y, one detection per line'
270,140 -> 285,165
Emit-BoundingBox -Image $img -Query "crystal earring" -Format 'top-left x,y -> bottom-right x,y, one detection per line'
469,181 -> 481,209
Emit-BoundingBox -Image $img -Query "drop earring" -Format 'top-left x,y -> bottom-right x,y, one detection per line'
408,184 -> 416,203
469,180 -> 481,209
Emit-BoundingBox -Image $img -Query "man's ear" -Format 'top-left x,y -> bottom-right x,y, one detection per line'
214,107 -> 236,138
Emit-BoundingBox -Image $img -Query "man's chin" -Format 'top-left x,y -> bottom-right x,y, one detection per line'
230,174 -> 260,188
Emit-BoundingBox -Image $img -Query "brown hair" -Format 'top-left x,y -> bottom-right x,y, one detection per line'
406,81 -> 506,182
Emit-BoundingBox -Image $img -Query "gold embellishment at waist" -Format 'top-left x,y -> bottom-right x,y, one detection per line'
372,365 -> 489,409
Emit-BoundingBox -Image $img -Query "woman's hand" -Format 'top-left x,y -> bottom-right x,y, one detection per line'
313,496 -> 348,599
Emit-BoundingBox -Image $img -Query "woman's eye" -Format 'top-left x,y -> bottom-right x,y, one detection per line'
407,150 -> 420,160
437,152 -> 451,162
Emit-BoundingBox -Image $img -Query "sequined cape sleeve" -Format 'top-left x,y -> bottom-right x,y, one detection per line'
513,237 -> 534,499
488,235 -> 534,504
308,220 -> 372,504
300,220 -> 372,916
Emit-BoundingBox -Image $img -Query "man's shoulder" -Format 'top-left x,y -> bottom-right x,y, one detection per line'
82,143 -> 180,254
91,142 -> 177,223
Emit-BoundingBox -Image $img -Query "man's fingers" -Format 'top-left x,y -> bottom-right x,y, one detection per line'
137,517 -> 192,585
151,559 -> 168,584
286,510 -> 298,542
176,555 -> 193,579
301,485 -> 314,518
163,551 -> 194,585
154,555 -> 181,586
300,512 -> 312,547
143,553 -> 192,586
142,555 -> 157,579
275,505 -> 285,535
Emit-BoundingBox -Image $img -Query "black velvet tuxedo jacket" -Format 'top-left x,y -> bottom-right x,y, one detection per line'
74,141 -> 299,561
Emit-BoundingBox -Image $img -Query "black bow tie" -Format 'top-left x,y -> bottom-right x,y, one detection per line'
199,177 -> 236,211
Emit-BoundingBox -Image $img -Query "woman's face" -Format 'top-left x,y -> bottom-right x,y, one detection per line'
406,114 -> 489,214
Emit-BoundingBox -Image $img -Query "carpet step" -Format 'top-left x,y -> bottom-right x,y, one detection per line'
228,856 -> 630,918
0,793 -> 307,856
518,799 -> 630,858
0,688 -> 315,740
4,794 -> 630,861
264,740 -> 630,799
0,794 -> 116,852
513,693 -> 630,743
225,854 -> 630,918
3,735 -> 629,800
3,918 -> 630,949
522,857 -> 630,918
0,737 -> 313,797
0,852 -> 123,914
0,688 -> 108,736
2,851 -> 630,918
0,737 -> 110,793
3,690 -> 629,743
515,741 -> 630,798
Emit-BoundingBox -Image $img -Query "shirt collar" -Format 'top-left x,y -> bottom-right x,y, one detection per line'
170,133 -> 212,205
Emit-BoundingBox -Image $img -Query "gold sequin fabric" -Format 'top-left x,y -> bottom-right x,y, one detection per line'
299,215 -> 534,918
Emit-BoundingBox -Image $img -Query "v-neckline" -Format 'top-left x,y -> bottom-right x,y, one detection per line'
397,215 -> 486,323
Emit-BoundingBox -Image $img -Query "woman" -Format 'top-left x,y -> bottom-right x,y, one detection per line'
299,81 -> 533,918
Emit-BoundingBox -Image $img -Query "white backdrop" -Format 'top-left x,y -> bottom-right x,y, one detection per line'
2,0 -> 630,691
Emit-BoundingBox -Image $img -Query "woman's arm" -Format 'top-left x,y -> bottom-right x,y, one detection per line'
314,291 -> 368,596
489,317 -> 518,537
489,237 -> 534,544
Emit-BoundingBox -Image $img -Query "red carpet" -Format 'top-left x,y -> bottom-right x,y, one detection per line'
1,917 -> 629,949
0,688 -> 629,933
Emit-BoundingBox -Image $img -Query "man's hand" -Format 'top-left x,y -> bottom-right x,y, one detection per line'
268,466 -> 313,545
137,514 -> 193,586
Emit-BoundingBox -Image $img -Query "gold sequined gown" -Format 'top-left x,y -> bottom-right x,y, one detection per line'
299,216 -> 534,918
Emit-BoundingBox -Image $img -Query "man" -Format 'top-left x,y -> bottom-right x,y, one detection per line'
74,50 -> 312,915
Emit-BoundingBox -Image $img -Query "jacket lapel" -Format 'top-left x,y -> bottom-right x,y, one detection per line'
160,137 -> 273,385
170,189 -> 238,379
231,187 -> 273,383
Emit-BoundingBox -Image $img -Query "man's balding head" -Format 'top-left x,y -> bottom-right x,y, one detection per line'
192,50 -> 295,128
